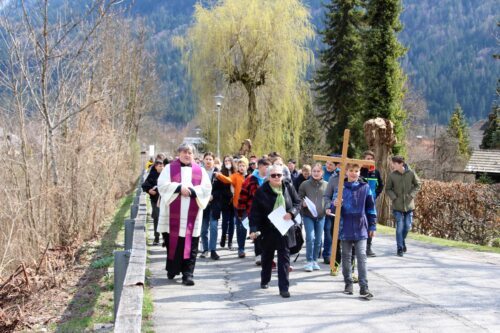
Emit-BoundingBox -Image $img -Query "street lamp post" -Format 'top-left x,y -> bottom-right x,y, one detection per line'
214,94 -> 224,158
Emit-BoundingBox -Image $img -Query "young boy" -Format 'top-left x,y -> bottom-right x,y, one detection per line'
333,163 -> 377,299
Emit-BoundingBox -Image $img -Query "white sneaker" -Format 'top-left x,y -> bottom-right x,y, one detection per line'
312,261 -> 321,270
255,255 -> 261,266
303,262 -> 313,272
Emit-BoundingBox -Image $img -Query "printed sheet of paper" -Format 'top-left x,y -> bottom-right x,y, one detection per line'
304,196 -> 317,217
241,216 -> 249,230
268,206 -> 295,236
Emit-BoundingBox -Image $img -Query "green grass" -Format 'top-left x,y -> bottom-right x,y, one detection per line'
377,224 -> 500,254
142,276 -> 155,333
55,193 -> 134,332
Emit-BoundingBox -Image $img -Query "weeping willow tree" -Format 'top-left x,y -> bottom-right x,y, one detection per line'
179,0 -> 314,157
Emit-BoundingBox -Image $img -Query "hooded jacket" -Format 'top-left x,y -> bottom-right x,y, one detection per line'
385,164 -> 421,212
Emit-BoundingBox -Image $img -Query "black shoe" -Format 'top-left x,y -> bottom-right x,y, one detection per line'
323,257 -> 330,265
167,273 -> 175,280
260,284 -> 269,289
227,242 -> 233,250
344,283 -> 353,295
360,287 -> 373,299
152,240 -> 159,246
200,250 -> 209,258
403,245 -> 407,253
182,277 -> 195,286
211,251 -> 220,260
397,248 -> 403,257
366,246 -> 376,257
220,235 -> 226,248
280,291 -> 290,298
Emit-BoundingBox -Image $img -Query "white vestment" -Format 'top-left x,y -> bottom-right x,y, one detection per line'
157,163 -> 212,237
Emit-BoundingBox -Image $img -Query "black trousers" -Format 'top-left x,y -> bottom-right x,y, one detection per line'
151,200 -> 160,238
162,232 -> 199,279
261,241 -> 290,292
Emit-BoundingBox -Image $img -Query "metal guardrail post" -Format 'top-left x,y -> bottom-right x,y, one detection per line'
133,194 -> 140,205
130,204 -> 139,219
114,250 -> 130,321
124,219 -> 136,251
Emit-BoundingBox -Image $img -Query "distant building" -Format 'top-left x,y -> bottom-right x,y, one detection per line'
183,136 -> 206,153
464,149 -> 500,182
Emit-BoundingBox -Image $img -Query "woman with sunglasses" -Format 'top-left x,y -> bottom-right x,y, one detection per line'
249,164 -> 301,298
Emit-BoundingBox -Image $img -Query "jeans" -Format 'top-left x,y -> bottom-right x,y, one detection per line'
234,208 -> 248,254
394,210 -> 413,250
341,239 -> 368,288
221,208 -> 235,244
322,215 -> 333,259
201,210 -> 218,251
303,216 -> 325,262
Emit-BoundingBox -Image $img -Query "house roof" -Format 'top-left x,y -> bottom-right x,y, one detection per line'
464,149 -> 500,174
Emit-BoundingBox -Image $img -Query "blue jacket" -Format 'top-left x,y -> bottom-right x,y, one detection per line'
338,181 -> 377,241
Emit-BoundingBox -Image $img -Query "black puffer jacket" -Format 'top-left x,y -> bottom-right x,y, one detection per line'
249,180 -> 301,250
142,167 -> 160,204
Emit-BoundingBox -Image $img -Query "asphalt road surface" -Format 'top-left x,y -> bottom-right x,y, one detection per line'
149,226 -> 500,333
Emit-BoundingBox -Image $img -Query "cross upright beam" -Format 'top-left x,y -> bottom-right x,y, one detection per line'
313,129 -> 375,272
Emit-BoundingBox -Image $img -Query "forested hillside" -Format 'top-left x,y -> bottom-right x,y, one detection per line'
18,0 -> 499,125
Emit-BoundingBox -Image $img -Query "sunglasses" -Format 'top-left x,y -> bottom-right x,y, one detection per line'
270,173 -> 283,179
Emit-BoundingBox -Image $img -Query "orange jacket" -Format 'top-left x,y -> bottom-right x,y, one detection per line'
216,172 -> 246,208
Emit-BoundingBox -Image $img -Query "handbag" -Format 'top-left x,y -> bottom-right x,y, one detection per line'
289,223 -> 304,256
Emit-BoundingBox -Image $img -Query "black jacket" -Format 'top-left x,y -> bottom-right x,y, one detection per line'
360,167 -> 384,198
142,167 -> 160,204
249,180 -> 301,250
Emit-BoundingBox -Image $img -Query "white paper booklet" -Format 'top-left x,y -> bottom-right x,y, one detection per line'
241,216 -> 249,230
304,196 -> 318,217
268,206 -> 295,236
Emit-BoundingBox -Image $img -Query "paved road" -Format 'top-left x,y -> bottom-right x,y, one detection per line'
149,226 -> 500,333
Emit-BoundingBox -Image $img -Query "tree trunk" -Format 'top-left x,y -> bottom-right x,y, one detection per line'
246,86 -> 258,141
364,118 -> 397,225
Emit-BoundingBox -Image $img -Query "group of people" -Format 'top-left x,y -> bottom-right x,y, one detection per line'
142,143 -> 421,299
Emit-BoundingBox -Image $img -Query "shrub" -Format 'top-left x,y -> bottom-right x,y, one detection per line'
414,180 -> 500,245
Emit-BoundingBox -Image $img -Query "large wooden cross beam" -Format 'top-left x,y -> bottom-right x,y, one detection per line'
313,129 -> 375,273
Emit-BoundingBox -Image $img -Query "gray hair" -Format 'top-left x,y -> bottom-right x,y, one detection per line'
177,143 -> 196,154
266,164 -> 283,179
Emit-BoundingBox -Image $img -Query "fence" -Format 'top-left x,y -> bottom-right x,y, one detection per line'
114,176 -> 148,332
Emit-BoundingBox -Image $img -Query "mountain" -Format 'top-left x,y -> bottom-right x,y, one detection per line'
7,0 -> 499,125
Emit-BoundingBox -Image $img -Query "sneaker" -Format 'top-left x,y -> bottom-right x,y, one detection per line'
330,265 -> 339,276
255,255 -> 261,265
228,242 -> 234,251
280,291 -> 290,298
397,248 -> 403,257
352,274 -> 359,283
403,245 -> 407,253
288,265 -> 293,272
238,252 -> 246,258
360,287 -> 373,299
344,283 -> 353,295
182,276 -> 195,286
304,262 -> 313,272
312,261 -> 321,271
260,283 -> 269,289
210,250 -> 220,260
200,250 -> 209,258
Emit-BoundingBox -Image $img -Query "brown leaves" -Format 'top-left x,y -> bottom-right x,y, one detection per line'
414,180 -> 500,245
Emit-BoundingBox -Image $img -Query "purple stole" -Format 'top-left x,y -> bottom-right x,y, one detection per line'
168,159 -> 203,260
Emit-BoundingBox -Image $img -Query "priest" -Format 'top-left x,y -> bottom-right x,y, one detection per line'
157,143 -> 212,286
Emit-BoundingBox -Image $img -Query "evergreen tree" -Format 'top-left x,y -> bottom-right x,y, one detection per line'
314,0 -> 365,155
299,103 -> 328,164
364,0 -> 407,154
447,104 -> 471,158
480,106 -> 500,149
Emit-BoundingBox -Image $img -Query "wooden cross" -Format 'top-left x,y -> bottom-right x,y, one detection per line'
313,129 -> 375,272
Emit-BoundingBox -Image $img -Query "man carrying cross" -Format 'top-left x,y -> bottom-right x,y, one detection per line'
314,129 -> 377,299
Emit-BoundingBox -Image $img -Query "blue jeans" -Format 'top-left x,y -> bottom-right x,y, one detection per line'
394,210 -> 413,250
221,208 -> 235,244
322,215 -> 333,259
201,210 -> 218,251
303,216 -> 325,262
341,239 -> 368,288
234,208 -> 248,254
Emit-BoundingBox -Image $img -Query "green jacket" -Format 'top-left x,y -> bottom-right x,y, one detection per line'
385,165 -> 421,212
